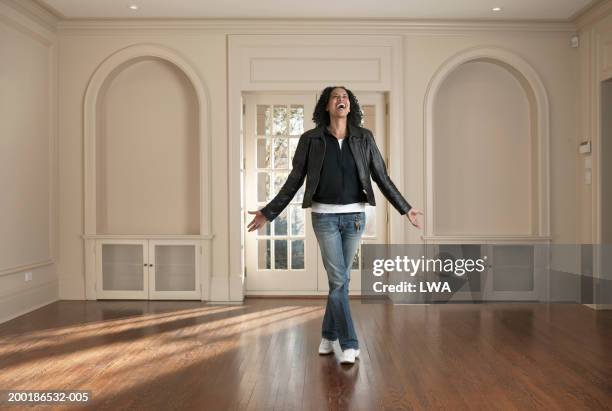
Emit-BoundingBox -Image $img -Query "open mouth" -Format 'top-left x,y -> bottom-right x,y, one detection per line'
336,103 -> 346,109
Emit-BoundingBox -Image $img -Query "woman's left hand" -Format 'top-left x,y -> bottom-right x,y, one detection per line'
406,208 -> 423,229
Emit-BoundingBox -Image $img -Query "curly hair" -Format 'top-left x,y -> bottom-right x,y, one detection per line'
312,86 -> 363,127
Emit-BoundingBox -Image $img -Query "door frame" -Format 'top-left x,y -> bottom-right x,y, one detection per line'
229,35 -> 406,301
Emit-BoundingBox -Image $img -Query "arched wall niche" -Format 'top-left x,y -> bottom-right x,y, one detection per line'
96,56 -> 199,234
424,47 -> 550,240
83,44 -> 212,237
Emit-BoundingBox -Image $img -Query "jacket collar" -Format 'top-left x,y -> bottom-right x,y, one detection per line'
314,122 -> 365,140
348,122 -> 366,139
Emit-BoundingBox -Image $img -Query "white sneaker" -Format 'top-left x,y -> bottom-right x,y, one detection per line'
318,338 -> 335,355
339,348 -> 360,364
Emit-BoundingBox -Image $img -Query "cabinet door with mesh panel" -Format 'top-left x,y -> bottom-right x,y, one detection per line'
149,240 -> 201,300
244,93 -> 318,293
95,239 -> 149,299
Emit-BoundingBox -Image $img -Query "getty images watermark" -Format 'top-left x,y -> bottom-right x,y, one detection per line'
371,254 -> 487,294
361,244 -> 488,303
360,244 -> 612,304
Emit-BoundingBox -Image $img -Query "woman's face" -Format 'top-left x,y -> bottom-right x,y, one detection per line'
326,87 -> 350,119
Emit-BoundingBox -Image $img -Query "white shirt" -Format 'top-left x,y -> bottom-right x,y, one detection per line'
311,201 -> 367,213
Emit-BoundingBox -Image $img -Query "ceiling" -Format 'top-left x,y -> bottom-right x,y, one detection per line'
37,0 -> 596,21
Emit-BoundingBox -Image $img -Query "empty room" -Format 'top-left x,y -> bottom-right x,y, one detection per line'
1,0 -> 611,409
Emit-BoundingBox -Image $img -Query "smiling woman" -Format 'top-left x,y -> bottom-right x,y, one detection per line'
247,86 -> 423,364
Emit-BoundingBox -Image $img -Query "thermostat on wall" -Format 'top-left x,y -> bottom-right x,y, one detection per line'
579,141 -> 591,154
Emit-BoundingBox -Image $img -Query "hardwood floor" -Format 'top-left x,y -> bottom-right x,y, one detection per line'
0,299 -> 611,410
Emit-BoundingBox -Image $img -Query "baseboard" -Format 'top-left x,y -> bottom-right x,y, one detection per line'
0,297 -> 59,325
206,300 -> 244,305
246,295 -> 362,299
245,290 -> 362,297
0,280 -> 59,325
247,295 -> 327,299
584,303 -> 612,310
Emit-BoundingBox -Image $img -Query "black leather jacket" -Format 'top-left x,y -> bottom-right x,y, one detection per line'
260,123 -> 412,221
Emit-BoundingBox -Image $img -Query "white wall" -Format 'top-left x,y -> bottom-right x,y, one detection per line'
0,0 -> 59,323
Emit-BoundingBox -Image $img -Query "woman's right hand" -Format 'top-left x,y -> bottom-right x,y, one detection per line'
247,210 -> 269,232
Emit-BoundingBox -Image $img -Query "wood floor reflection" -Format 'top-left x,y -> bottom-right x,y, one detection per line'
0,299 -> 611,410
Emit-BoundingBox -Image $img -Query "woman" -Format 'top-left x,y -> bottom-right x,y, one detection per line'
247,86 -> 422,364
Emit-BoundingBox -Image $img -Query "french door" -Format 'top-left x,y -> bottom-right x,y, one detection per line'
244,92 -> 388,295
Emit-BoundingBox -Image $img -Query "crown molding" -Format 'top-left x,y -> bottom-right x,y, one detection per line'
0,0 -> 59,31
574,0 -> 612,30
55,18 -> 576,34
32,0 -> 65,20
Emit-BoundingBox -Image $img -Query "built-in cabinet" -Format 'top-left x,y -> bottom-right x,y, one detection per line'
95,239 -> 201,300
424,244 -> 548,302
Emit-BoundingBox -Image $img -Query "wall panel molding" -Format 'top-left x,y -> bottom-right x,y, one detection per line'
250,57 -> 382,83
0,260 -> 54,278
0,3 -> 58,271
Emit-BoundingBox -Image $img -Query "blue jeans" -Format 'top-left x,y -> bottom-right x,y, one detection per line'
311,211 -> 365,350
